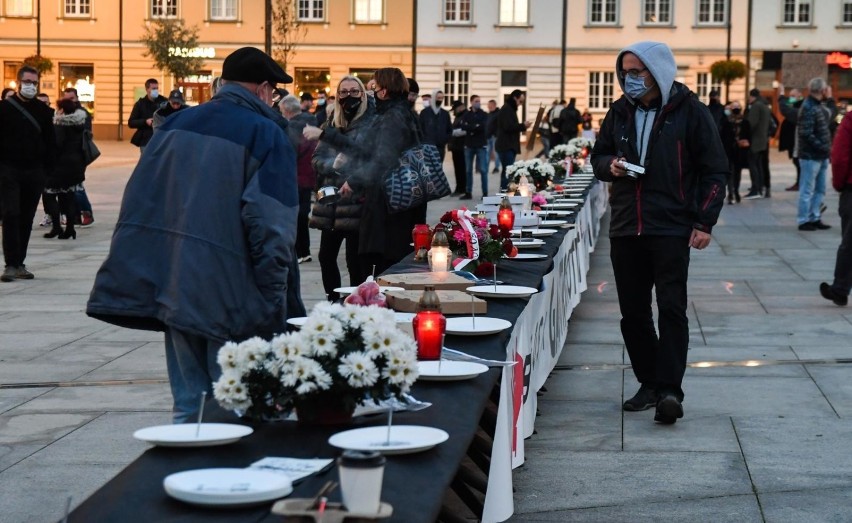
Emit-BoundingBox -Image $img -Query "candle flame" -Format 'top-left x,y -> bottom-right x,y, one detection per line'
597,281 -> 607,293
723,281 -> 734,294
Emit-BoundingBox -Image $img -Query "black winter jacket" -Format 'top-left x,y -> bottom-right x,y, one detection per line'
591,83 -> 728,238
449,110 -> 467,152
797,95 -> 832,161
0,95 -> 56,171
420,107 -> 452,149
128,95 -> 168,147
48,109 -> 88,190
459,108 -> 489,149
494,98 -> 527,153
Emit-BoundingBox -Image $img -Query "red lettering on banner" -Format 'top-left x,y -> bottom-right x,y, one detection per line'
826,52 -> 851,69
512,351 -> 524,454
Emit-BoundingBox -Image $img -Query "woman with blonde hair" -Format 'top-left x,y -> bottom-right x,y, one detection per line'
303,75 -> 375,299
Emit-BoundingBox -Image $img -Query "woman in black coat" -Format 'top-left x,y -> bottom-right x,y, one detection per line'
304,75 -> 376,300
44,98 -> 87,239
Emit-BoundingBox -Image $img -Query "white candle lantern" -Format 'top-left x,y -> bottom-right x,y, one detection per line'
428,229 -> 453,272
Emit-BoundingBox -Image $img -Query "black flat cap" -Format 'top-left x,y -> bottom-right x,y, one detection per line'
300,92 -> 314,101
222,47 -> 292,84
407,78 -> 420,94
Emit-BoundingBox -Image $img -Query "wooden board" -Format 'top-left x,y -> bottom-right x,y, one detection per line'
386,290 -> 487,314
781,53 -> 828,90
525,104 -> 546,152
378,272 -> 475,291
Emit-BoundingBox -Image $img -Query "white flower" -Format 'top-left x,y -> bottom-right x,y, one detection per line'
302,312 -> 344,340
270,332 -> 306,361
311,333 -> 338,358
312,301 -> 345,319
338,352 -> 380,388
382,343 -> 419,391
216,341 -> 241,372
362,324 -> 407,359
213,370 -> 252,410
296,381 -> 319,395
235,337 -> 272,370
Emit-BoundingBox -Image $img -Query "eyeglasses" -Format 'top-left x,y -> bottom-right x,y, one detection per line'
20,80 -> 38,86
338,88 -> 362,98
619,68 -> 648,79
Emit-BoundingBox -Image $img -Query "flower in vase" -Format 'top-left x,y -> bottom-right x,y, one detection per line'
338,351 -> 380,388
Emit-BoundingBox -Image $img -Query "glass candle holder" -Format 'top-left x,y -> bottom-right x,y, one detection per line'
411,224 -> 432,260
412,286 -> 445,360
497,197 -> 515,232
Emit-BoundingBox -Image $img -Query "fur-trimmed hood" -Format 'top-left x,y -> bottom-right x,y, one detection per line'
54,108 -> 88,126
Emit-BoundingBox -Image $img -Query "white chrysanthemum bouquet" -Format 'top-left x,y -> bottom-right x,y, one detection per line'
213,302 -> 419,422
548,137 -> 595,178
507,158 -> 556,191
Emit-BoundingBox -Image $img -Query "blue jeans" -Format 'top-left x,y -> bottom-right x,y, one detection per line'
487,136 -> 501,172
164,327 -> 223,423
465,146 -> 489,195
75,186 -> 92,214
498,150 -> 517,191
798,158 -> 828,225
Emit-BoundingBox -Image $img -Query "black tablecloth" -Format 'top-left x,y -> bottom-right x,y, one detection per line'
68,191 -> 591,523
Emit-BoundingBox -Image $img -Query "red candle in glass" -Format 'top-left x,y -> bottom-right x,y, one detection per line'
412,224 -> 432,256
497,198 -> 515,232
412,286 -> 445,360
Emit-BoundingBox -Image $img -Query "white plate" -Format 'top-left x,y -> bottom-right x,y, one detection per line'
515,239 -> 545,249
328,425 -> 450,455
504,253 -> 548,261
510,228 -> 558,237
417,360 -> 490,380
466,285 -> 538,298
534,210 -> 574,217
133,424 -> 254,447
445,317 -> 512,336
286,317 -> 307,328
542,203 -> 579,209
334,286 -> 405,295
164,468 -> 293,506
554,198 -> 585,203
540,220 -> 568,226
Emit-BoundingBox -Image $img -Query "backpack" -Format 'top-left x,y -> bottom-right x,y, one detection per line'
768,112 -> 779,138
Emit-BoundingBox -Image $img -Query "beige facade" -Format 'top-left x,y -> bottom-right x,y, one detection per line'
0,0 -> 413,139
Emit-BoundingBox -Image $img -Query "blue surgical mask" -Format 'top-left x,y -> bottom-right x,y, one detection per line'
624,75 -> 651,100
472,102 -> 481,110
19,84 -> 37,99
150,89 -> 159,99
724,109 -> 732,116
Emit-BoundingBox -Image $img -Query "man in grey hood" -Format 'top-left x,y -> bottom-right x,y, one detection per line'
591,41 -> 728,425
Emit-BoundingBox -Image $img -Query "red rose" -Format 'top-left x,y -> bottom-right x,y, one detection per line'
489,224 -> 501,239
440,212 -> 453,223
474,261 -> 495,278
502,238 -> 514,255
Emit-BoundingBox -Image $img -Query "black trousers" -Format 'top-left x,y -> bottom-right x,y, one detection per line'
832,191 -> 852,295
610,236 -> 691,400
319,229 -> 361,301
1,167 -> 44,267
762,149 -> 771,193
451,148 -> 466,194
296,188 -> 312,258
748,150 -> 766,194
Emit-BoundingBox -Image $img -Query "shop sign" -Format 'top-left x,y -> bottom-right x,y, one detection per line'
168,47 -> 216,59
826,52 -> 851,69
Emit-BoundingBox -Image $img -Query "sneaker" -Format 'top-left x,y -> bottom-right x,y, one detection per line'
0,266 -> 16,282
16,265 -> 34,279
820,283 -> 848,306
812,220 -> 831,230
79,211 -> 94,228
492,168 -> 501,174
654,394 -> 684,424
459,193 -> 472,200
622,385 -> 659,412
798,222 -> 817,231
298,255 -> 312,264
38,214 -> 52,227
742,191 -> 762,200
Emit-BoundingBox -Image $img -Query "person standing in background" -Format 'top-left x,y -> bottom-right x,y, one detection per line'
777,85 -> 803,192
449,100 -> 468,196
796,77 -> 834,231
419,89 -> 451,163
459,94 -> 489,200
314,91 -> 329,127
128,78 -> 167,154
280,94 -> 317,265
743,88 -> 770,199
820,112 -> 852,306
494,89 -> 531,191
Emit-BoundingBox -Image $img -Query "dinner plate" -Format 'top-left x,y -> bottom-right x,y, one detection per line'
466,285 -> 538,298
554,198 -> 585,203
163,468 -> 293,506
328,425 -> 450,455
504,253 -> 548,261
334,286 -> 405,295
514,238 -> 545,249
417,360 -> 490,380
510,228 -> 558,237
133,424 -> 254,447
542,203 -> 579,209
286,317 -> 307,328
540,220 -> 568,227
534,210 -> 573,217
445,316 -> 512,336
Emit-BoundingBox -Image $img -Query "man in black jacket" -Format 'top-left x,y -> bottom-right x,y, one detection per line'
559,98 -> 582,140
449,100 -> 468,196
419,89 -> 452,162
494,89 -> 531,191
591,41 -> 727,425
128,78 -> 167,154
459,94 -> 489,199
0,65 -> 56,282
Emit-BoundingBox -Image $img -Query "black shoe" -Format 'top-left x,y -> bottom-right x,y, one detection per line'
1,266 -> 17,282
820,282 -> 848,306
459,193 -> 472,200
735,192 -> 741,203
785,184 -> 799,191
798,222 -> 817,231
812,220 -> 831,230
623,385 -> 659,412
742,191 -> 762,200
15,265 -> 34,279
764,189 -> 771,198
654,394 -> 684,424
727,197 -> 734,205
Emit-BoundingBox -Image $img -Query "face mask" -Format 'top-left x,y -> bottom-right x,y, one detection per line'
724,109 -> 732,117
789,97 -> 798,104
435,99 -> 443,108
732,108 -> 741,115
624,75 -> 651,100
422,100 -> 431,108
19,84 -> 37,99
341,96 -> 361,116
317,98 -> 326,106
150,89 -> 159,99
472,102 -> 481,110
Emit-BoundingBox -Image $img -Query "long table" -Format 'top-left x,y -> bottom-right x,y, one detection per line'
68,180 -> 606,523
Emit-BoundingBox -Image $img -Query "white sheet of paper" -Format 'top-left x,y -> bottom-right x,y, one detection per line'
247,457 -> 334,483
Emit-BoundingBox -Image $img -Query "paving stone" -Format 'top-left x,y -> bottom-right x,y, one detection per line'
557,343 -> 624,366
11,383 -> 172,414
759,486 -> 852,523
524,400 -> 621,451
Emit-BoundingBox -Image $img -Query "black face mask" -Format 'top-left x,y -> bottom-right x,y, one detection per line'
434,99 -> 443,108
732,108 -> 742,115
341,96 -> 361,118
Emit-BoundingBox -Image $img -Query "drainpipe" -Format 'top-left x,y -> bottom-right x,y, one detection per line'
36,0 -> 41,55
724,0 -> 732,100
560,0 -> 567,101
412,0 -> 418,78
265,0 -> 272,55
744,0 -> 753,101
118,0 -> 124,141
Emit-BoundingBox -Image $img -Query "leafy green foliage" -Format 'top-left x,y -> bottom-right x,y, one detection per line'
140,19 -> 204,79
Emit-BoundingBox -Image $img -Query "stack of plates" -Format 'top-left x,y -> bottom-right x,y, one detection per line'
514,238 -> 545,249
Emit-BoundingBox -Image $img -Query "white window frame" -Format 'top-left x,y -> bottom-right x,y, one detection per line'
444,0 -> 472,25
443,69 -> 470,107
696,0 -> 727,26
842,1 -> 852,25
498,0 -> 528,26
588,0 -> 619,25
4,0 -> 33,16
695,72 -> 722,104
209,0 -> 237,21
642,0 -> 672,25
588,71 -> 615,110
64,0 -> 91,17
353,0 -> 383,24
151,0 -> 179,19
298,0 -> 325,22
782,0 -> 812,26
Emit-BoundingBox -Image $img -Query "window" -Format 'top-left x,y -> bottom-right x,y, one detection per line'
588,71 -> 615,110
499,0 -> 528,25
4,61 -> 23,89
298,0 -> 324,21
349,68 -> 375,86
210,0 -> 236,20
782,0 -> 811,25
353,0 -> 383,23
444,0 -> 471,24
696,0 -> 726,25
842,1 -> 852,24
295,68 -> 330,99
64,0 -> 90,17
643,0 -> 671,24
443,69 -> 469,106
501,70 -> 527,87
4,0 -> 33,16
152,0 -> 178,18
60,63 -> 95,114
695,72 -> 721,103
589,0 -> 618,25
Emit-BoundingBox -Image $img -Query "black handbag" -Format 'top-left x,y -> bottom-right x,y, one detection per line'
383,142 -> 451,214
81,129 -> 101,166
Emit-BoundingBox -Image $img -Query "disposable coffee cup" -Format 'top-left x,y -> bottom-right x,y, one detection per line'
338,450 -> 386,514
